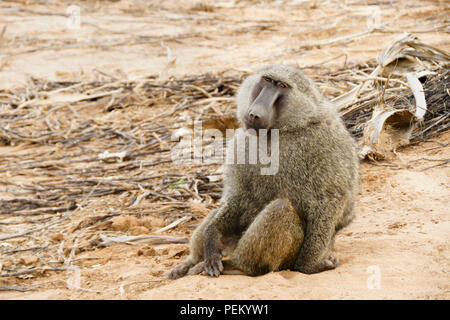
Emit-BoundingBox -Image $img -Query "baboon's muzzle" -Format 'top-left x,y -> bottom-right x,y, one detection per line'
245,86 -> 279,130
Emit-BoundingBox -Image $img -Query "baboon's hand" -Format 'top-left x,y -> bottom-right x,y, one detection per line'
204,252 -> 223,277
295,255 -> 339,274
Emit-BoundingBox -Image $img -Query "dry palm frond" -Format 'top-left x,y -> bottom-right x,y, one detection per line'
332,33 -> 449,159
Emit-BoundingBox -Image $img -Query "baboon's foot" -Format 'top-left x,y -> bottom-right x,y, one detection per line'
166,262 -> 192,280
295,255 -> 339,274
322,255 -> 339,269
187,261 -> 205,276
187,260 -> 244,276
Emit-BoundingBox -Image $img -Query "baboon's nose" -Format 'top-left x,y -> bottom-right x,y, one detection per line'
249,112 -> 260,121
246,110 -> 265,130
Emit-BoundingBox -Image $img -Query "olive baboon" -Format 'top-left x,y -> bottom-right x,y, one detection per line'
167,65 -> 359,278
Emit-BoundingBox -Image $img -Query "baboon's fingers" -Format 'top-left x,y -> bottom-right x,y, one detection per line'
205,254 -> 223,277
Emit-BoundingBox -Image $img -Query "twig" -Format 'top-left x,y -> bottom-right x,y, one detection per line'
0,285 -> 38,292
155,216 -> 192,234
420,159 -> 450,171
94,234 -> 188,247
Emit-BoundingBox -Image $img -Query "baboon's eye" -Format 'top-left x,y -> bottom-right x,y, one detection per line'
276,81 -> 288,88
263,76 -> 274,84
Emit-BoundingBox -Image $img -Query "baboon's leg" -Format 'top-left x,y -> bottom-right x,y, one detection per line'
294,198 -> 345,274
230,199 -> 304,276
336,199 -> 355,233
166,211 -> 216,279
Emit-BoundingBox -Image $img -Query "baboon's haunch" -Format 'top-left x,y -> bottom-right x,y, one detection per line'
167,65 -> 359,278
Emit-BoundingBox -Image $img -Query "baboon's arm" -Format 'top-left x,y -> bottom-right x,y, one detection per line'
203,196 -> 241,277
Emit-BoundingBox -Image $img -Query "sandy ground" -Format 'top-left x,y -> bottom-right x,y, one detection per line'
0,0 -> 449,299
2,132 -> 449,300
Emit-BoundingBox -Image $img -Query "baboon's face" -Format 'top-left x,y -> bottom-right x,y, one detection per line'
244,75 -> 290,130
237,65 -> 323,131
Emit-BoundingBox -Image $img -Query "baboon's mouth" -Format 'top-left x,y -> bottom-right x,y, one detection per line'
245,123 -> 268,133
244,117 -> 268,132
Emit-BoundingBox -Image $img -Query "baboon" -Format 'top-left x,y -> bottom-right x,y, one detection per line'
167,65 -> 359,279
